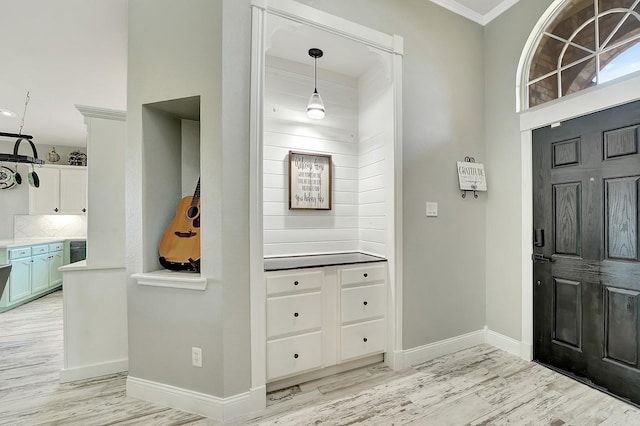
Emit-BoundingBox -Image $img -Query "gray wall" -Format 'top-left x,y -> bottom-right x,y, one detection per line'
127,0 -> 251,398
293,0 -> 487,348
483,0 -> 554,340
126,0 -> 553,400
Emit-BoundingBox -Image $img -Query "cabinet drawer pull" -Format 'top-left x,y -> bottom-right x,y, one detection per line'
294,312 -> 299,317
294,353 -> 299,359
363,273 -> 368,278
294,281 -> 299,286
54,208 -> 59,212
363,301 -> 368,306
363,338 -> 368,343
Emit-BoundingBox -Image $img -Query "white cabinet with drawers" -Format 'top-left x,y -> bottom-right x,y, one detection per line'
265,261 -> 387,383
265,269 -> 324,381
339,263 -> 387,362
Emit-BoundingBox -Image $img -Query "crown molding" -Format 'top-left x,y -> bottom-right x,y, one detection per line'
483,0 -> 522,25
430,0 -> 484,25
430,0 -> 521,26
75,105 -> 126,121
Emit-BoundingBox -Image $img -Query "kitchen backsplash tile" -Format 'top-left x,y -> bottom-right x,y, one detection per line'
14,215 -> 87,239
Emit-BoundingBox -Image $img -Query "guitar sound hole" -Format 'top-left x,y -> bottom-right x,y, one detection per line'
186,206 -> 199,220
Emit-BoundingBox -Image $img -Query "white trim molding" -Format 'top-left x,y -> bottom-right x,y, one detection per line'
75,104 -> 126,121
126,376 -> 260,421
402,330 -> 486,368
484,327 -> 529,359
429,0 -> 484,25
132,271 -> 207,291
483,0 -> 522,25
60,358 -> 128,383
430,0 -> 522,26
401,328 -> 532,368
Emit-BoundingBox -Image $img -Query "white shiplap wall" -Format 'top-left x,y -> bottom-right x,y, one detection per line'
358,63 -> 392,257
263,55 -> 390,257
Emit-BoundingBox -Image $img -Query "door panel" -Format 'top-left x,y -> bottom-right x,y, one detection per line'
553,182 -> 582,256
604,287 -> 639,367
605,177 -> 639,261
604,126 -> 638,159
533,99 -> 640,404
553,278 -> 582,350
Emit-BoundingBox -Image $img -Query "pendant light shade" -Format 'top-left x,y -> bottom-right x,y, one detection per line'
307,89 -> 325,119
307,48 -> 325,120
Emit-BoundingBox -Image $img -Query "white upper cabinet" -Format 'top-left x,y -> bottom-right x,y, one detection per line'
59,168 -> 87,214
29,165 -> 87,215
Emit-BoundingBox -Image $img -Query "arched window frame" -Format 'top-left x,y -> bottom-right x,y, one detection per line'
517,0 -> 640,112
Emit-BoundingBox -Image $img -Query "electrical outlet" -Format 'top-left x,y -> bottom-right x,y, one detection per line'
192,347 -> 202,368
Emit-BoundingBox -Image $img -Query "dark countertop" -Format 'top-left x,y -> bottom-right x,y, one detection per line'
264,252 -> 387,271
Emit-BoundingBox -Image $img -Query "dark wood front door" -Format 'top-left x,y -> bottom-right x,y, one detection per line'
533,100 -> 640,403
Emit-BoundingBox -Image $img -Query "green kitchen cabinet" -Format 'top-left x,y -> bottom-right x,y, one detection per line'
8,255 -> 31,303
1,241 -> 68,313
49,245 -> 64,287
31,253 -> 50,293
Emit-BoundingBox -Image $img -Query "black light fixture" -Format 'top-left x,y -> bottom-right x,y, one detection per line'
307,48 -> 325,120
0,92 -> 43,166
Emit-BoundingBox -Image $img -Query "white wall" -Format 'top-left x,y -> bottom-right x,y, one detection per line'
83,112 -> 126,267
263,56 -> 361,256
181,119 -> 200,198
263,54 -> 394,258
358,62 -> 393,257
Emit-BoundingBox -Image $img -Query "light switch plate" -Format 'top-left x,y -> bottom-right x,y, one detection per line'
426,202 -> 438,217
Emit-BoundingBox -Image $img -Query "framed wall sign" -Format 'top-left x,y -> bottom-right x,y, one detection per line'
457,158 -> 487,199
289,151 -> 332,210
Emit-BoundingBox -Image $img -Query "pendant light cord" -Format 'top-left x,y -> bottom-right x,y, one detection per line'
18,91 -> 30,136
314,57 -> 318,92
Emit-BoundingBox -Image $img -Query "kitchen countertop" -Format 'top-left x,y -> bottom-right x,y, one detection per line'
0,237 -> 86,249
264,252 -> 387,271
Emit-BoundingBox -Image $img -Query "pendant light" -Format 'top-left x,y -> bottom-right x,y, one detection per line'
307,48 -> 325,120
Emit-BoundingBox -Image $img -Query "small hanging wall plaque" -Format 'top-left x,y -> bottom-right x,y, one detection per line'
457,157 -> 487,198
289,151 -> 332,210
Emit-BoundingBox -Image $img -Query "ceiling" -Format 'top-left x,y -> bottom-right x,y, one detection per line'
266,14 -> 386,78
0,0 -> 518,149
0,0 -> 128,148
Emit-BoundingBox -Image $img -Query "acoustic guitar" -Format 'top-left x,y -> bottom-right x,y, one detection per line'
159,179 -> 201,272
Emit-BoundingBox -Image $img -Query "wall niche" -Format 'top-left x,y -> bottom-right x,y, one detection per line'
135,95 -> 204,288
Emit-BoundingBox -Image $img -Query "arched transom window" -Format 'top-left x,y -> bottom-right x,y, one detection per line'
527,0 -> 640,108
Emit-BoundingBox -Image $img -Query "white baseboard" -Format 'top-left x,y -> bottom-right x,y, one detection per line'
403,329 -> 485,368
402,328 -> 532,369
484,326 -> 522,357
385,349 -> 405,371
520,342 -> 533,361
484,327 -> 532,361
60,358 -> 128,383
126,376 -> 256,421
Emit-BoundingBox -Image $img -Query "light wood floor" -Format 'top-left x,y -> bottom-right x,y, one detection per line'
2,291 -> 640,425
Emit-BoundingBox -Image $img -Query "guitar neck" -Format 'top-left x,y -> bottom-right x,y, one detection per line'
190,179 -> 201,207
